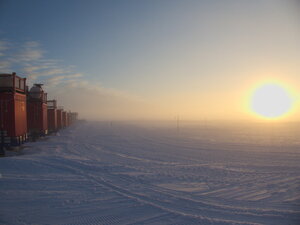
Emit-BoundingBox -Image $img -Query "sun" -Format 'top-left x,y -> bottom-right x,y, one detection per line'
250,83 -> 294,119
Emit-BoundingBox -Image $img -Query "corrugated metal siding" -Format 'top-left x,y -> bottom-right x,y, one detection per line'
27,100 -> 48,134
62,111 -> 67,127
0,92 -> 27,138
56,109 -> 63,129
42,103 -> 48,132
47,108 -> 57,131
14,93 -> 27,136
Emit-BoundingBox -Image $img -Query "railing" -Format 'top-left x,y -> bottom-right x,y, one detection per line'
0,73 -> 26,92
47,100 -> 57,109
43,92 -> 47,102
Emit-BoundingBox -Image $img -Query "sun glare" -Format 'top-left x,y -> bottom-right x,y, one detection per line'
250,83 -> 294,120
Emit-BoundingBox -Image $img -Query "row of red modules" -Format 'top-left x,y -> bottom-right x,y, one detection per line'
0,72 -> 78,149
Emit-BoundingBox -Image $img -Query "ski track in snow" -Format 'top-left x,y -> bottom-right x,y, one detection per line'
0,121 -> 300,225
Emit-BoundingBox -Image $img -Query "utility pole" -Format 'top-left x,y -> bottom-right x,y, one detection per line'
176,115 -> 179,132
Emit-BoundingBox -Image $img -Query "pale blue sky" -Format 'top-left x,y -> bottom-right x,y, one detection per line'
0,0 -> 299,120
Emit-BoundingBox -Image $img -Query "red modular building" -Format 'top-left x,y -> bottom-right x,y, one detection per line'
62,111 -> 68,127
0,73 -> 27,147
56,108 -> 63,129
67,113 -> 71,125
67,112 -> 70,126
27,84 -> 48,137
47,100 -> 57,132
69,112 -> 78,125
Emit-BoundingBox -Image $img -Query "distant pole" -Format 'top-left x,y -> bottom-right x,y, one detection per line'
177,115 -> 179,132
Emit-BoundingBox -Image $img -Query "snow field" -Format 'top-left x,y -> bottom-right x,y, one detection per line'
0,121 -> 299,225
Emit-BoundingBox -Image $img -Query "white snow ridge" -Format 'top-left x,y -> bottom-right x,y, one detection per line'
0,121 -> 299,225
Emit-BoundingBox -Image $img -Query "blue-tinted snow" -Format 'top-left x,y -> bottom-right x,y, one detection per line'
0,121 -> 299,225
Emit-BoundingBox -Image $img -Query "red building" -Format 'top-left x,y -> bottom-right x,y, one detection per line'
47,100 -> 57,133
67,112 -> 71,126
69,112 -> 78,125
27,84 -> 48,137
56,108 -> 63,129
0,73 -> 27,148
62,111 -> 68,128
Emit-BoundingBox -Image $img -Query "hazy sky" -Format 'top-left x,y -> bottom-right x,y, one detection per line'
0,0 -> 299,120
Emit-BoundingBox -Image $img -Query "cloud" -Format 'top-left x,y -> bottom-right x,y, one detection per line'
24,41 -> 40,48
0,40 -> 45,73
46,75 -> 66,85
23,65 -> 54,73
47,80 -> 148,120
44,73 -> 83,86
0,40 -> 9,57
0,40 -> 11,69
28,68 -> 73,80
0,60 -> 11,70
16,41 -> 44,61
0,38 -> 147,120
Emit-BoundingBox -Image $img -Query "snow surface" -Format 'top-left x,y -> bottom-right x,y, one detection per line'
0,121 -> 300,225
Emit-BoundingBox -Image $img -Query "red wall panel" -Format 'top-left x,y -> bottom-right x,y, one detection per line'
0,92 -> 27,138
47,108 -> 57,131
56,109 -> 63,129
62,111 -> 67,127
27,100 -> 48,135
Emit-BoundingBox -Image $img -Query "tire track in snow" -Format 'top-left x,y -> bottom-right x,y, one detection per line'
40,136 -> 300,224
81,143 -> 300,215
34,155 -> 299,225
15,122 -> 300,225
